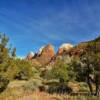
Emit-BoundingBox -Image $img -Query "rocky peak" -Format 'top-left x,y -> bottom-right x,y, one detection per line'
26,51 -> 35,60
40,44 -> 55,58
38,46 -> 45,55
57,43 -> 73,55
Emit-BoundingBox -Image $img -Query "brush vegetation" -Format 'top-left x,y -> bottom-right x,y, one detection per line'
0,33 -> 100,99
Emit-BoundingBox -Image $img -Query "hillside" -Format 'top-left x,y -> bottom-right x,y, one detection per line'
26,36 -> 100,69
0,33 -> 100,100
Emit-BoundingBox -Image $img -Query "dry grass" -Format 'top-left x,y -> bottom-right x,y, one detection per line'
18,91 -> 66,100
17,92 -> 100,100
0,80 -> 100,100
0,88 -> 100,100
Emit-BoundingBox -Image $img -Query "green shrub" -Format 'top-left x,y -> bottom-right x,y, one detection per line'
79,82 -> 89,92
23,79 -> 42,91
0,75 -> 9,92
47,60 -> 75,82
14,59 -> 34,80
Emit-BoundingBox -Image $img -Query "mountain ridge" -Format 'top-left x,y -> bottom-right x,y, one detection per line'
26,36 -> 100,68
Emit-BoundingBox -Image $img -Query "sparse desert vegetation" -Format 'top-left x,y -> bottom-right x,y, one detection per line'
0,33 -> 100,100
1,0 -> 100,99
0,89 -> 100,100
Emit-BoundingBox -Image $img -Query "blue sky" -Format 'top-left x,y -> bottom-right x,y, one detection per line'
0,0 -> 100,57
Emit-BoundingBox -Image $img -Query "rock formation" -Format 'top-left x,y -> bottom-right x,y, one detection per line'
40,44 -> 55,58
25,36 -> 100,71
26,51 -> 35,60
26,44 -> 55,66
57,43 -> 73,55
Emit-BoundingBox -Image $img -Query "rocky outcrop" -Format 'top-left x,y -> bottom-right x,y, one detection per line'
68,48 -> 85,57
57,43 -> 73,55
26,36 -> 100,70
26,44 -> 55,66
26,43 -> 86,67
40,44 -> 55,58
26,52 -> 35,60
36,44 -> 55,65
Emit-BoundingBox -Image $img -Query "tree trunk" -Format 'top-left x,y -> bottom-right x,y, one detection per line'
96,83 -> 100,96
87,76 -> 93,95
95,75 -> 100,96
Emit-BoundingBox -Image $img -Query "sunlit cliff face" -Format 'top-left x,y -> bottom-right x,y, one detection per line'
38,46 -> 45,54
59,43 -> 73,50
26,51 -> 35,60
57,43 -> 73,55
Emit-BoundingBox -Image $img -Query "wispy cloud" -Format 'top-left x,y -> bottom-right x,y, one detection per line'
0,0 -> 100,56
